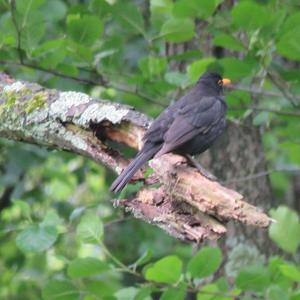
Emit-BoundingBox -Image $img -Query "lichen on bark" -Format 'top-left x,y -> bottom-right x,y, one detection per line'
1,81 -> 47,116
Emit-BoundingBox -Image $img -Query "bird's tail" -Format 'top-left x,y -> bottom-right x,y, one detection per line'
109,147 -> 157,193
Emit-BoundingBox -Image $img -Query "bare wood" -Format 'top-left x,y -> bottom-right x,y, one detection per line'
0,73 -> 271,242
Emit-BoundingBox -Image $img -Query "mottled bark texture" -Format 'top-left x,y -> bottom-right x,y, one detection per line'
289,174 -> 300,214
0,73 -> 270,243
199,121 -> 275,273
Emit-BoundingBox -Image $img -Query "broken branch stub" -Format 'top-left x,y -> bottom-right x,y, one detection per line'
150,154 -> 270,227
0,73 -> 270,243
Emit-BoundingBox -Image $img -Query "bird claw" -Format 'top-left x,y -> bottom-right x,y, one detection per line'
196,167 -> 217,181
113,198 -> 120,208
184,154 -> 217,181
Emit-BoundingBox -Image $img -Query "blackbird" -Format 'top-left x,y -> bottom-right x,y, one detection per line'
110,72 -> 231,193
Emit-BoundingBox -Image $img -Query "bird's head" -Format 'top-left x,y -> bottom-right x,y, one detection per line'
197,72 -> 231,95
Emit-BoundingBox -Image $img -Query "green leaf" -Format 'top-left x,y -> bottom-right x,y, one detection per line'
32,38 -> 65,56
187,247 -> 222,278
160,287 -> 186,300
253,112 -> 270,126
197,0 -> 224,18
138,56 -> 167,78
12,200 -> 31,219
67,257 -> 109,278
219,57 -> 254,81
226,90 -> 251,108
172,0 -> 198,18
0,14 -> 16,46
269,206 -> 300,253
173,0 -> 223,19
213,33 -> 244,51
41,210 -> 63,227
266,285 -> 289,300
16,0 -> 44,12
40,0 -> 67,21
270,173 -> 290,197
89,0 -> 111,17
46,178 -> 75,201
144,255 -> 182,284
135,287 -> 153,300
113,2 -> 145,35
236,265 -> 270,292
66,40 -> 94,62
187,58 -> 215,82
67,15 -> 103,46
279,264 -> 300,282
197,289 -> 214,300
76,211 -> 103,244
114,287 -> 139,300
133,249 -> 153,267
231,2 -> 271,30
16,224 -> 58,253
279,11 -> 300,36
277,25 -> 300,61
150,0 -> 173,14
165,72 -> 189,88
160,18 -> 195,43
42,280 -> 79,300
197,284 -> 222,300
85,280 -> 118,298
21,12 -> 45,51
291,292 -> 300,300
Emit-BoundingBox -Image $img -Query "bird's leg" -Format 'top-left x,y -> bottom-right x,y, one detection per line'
184,154 -> 217,181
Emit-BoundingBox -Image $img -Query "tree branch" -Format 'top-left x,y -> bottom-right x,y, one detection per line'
0,73 -> 271,242
231,106 -> 300,118
224,167 -> 300,184
229,84 -> 300,102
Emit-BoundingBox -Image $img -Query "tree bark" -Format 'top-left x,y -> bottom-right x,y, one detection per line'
0,73 -> 270,243
200,120 -> 275,274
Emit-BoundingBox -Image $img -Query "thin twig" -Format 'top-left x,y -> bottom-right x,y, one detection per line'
231,106 -> 300,118
1,60 -> 106,86
99,241 -> 141,276
229,84 -> 300,101
104,216 -> 133,228
224,168 -> 300,184
109,82 -> 165,106
0,60 -> 164,106
266,71 -> 299,107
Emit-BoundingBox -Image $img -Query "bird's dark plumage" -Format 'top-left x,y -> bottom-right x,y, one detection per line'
110,72 -> 229,193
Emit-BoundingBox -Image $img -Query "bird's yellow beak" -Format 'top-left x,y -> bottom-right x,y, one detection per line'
222,78 -> 231,86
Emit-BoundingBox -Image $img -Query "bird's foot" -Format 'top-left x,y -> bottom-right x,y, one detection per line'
196,165 -> 217,181
184,154 -> 217,181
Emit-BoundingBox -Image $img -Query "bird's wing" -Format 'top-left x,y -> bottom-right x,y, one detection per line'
142,100 -> 181,144
156,96 -> 224,156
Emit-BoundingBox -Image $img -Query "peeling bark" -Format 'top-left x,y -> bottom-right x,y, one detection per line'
0,73 -> 270,242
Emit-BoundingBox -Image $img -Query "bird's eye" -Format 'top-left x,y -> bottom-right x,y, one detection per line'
217,79 -> 223,86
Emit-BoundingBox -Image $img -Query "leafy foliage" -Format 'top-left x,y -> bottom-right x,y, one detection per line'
76,210 -> 104,244
187,247 -> 222,278
269,206 -> 300,253
144,255 -> 182,284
